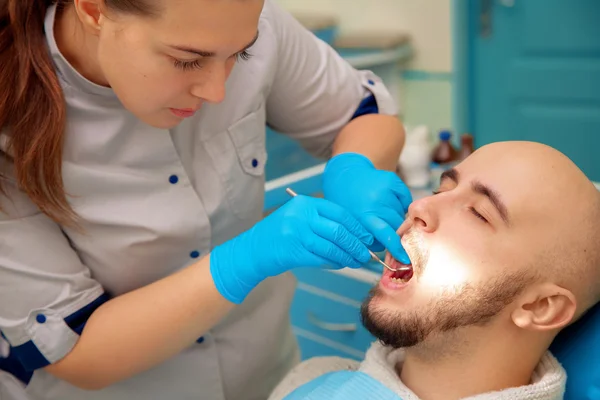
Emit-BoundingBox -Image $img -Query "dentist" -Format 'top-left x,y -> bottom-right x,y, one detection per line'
0,0 -> 412,399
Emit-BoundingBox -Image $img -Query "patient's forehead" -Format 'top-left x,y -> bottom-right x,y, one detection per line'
456,143 -> 580,227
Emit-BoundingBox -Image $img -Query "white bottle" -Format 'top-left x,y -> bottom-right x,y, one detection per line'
398,125 -> 431,188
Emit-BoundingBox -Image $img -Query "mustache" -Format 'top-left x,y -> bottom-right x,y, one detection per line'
400,229 -> 428,278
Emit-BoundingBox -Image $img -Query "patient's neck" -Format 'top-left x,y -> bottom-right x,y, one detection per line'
398,327 -> 546,400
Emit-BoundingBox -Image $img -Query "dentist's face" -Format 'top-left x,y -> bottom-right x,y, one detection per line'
74,0 -> 263,128
361,142 -> 584,348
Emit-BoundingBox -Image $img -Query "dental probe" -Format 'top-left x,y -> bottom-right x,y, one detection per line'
284,187 -> 411,273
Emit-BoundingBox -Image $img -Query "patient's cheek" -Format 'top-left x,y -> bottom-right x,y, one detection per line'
420,246 -> 473,289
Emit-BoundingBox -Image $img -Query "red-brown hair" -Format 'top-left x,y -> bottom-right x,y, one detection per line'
0,0 -> 156,226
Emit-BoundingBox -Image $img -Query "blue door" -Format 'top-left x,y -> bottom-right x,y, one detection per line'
467,0 -> 600,181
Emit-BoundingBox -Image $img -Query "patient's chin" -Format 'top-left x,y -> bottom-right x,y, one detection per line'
360,289 -> 431,349
361,306 -> 427,349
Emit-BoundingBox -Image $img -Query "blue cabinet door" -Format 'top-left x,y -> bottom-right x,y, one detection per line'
468,0 -> 600,181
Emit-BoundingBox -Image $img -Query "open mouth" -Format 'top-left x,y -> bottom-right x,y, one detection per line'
389,256 -> 414,282
381,253 -> 414,290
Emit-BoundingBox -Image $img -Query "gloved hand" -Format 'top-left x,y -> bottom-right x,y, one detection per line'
210,195 -> 375,303
322,152 -> 413,264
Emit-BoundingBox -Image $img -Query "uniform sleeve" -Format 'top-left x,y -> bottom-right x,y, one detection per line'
264,0 -> 398,159
0,175 -> 107,373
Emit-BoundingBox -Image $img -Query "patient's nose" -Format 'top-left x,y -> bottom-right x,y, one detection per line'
408,197 -> 438,233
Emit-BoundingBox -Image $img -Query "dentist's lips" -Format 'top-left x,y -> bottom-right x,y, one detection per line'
170,107 -> 199,118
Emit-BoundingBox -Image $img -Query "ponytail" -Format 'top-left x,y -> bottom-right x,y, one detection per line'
0,0 -> 76,225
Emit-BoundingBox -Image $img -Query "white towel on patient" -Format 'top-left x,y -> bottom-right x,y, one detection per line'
269,341 -> 566,400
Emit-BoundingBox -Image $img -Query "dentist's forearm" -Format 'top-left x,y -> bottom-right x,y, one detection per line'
332,114 -> 405,171
45,254 -> 234,390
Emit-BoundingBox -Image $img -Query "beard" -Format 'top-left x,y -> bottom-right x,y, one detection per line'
360,231 -> 536,349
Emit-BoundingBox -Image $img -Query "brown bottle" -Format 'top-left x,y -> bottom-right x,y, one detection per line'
432,130 -> 458,164
430,130 -> 458,189
458,133 -> 474,161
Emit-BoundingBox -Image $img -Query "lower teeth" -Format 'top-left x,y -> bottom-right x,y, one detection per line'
390,277 -> 408,284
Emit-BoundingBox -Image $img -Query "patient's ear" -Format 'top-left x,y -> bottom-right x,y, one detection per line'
511,283 -> 577,331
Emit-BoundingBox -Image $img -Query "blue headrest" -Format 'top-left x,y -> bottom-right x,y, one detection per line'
550,302 -> 600,399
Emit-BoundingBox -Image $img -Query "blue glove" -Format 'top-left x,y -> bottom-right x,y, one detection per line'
322,153 -> 412,264
210,195 -> 375,303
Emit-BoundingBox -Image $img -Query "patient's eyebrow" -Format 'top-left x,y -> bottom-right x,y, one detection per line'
472,181 -> 510,226
440,168 -> 459,184
440,168 -> 510,226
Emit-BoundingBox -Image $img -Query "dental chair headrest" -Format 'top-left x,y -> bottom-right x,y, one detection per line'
550,302 -> 600,399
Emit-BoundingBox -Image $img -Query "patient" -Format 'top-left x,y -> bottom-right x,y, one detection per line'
270,141 -> 600,400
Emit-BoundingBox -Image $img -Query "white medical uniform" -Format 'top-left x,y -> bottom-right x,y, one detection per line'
0,1 -> 396,399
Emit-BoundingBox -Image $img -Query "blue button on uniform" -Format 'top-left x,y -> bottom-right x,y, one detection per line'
367,79 -> 375,85
196,337 -> 205,344
36,314 -> 46,324
169,175 -> 179,184
190,251 -> 200,259
251,158 -> 259,168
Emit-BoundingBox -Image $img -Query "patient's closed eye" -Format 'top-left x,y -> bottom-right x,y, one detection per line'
469,207 -> 488,223
432,191 -> 488,223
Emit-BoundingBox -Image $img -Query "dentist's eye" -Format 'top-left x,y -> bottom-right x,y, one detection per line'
469,207 -> 488,223
173,58 -> 203,71
235,50 -> 253,62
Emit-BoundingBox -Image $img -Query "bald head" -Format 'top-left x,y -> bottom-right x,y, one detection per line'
464,141 -> 600,313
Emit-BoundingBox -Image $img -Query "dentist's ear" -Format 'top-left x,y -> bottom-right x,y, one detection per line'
511,283 -> 577,331
73,0 -> 105,35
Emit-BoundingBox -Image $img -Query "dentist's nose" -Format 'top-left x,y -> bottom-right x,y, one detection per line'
190,63 -> 228,104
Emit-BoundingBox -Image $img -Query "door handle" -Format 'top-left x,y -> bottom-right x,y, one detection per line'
481,0 -> 516,37
307,312 -> 357,332
480,0 -> 493,37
